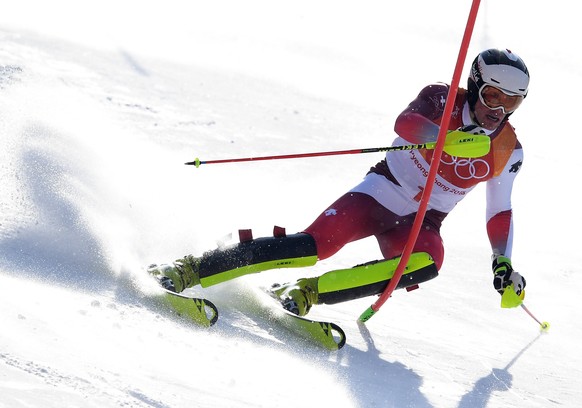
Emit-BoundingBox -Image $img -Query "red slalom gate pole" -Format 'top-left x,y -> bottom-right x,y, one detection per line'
359,0 -> 482,323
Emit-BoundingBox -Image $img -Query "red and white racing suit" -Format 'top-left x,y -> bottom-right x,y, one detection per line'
303,84 -> 523,270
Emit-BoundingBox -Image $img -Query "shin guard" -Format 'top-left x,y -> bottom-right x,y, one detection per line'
316,252 -> 438,305
198,229 -> 318,287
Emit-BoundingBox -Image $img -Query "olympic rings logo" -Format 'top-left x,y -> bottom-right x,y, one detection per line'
440,155 -> 490,180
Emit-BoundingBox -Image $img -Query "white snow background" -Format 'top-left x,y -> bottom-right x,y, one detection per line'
1,1 -> 581,407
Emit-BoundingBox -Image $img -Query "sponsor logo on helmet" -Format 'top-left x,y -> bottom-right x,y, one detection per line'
470,60 -> 482,83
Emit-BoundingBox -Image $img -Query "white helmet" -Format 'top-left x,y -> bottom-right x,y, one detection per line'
467,49 -> 529,111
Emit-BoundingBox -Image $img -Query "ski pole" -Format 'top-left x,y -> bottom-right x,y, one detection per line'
185,131 -> 490,167
521,303 -> 550,332
359,0 -> 482,323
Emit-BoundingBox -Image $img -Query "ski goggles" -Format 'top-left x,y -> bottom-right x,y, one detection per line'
478,85 -> 524,114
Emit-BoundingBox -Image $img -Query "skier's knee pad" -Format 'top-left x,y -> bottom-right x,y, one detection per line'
199,228 -> 318,287
316,252 -> 438,305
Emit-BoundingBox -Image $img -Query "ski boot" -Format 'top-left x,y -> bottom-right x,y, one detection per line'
148,254 -> 201,293
271,277 -> 319,316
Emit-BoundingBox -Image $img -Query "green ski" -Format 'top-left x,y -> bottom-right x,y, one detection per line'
147,268 -> 344,349
152,279 -> 219,327
258,288 -> 346,350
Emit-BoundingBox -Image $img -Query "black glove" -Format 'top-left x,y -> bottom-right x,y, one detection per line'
492,255 -> 526,296
458,124 -> 487,135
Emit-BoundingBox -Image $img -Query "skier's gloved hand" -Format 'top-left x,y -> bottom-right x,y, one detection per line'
492,255 -> 526,308
458,124 -> 487,135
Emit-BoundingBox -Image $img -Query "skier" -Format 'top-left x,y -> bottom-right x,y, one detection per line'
148,48 -> 529,316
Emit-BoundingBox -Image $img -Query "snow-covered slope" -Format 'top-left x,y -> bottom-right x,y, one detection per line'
1,1 -> 581,407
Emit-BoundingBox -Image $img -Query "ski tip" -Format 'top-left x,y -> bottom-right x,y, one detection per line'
200,298 -> 219,327
159,290 -> 219,327
329,322 -> 347,350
